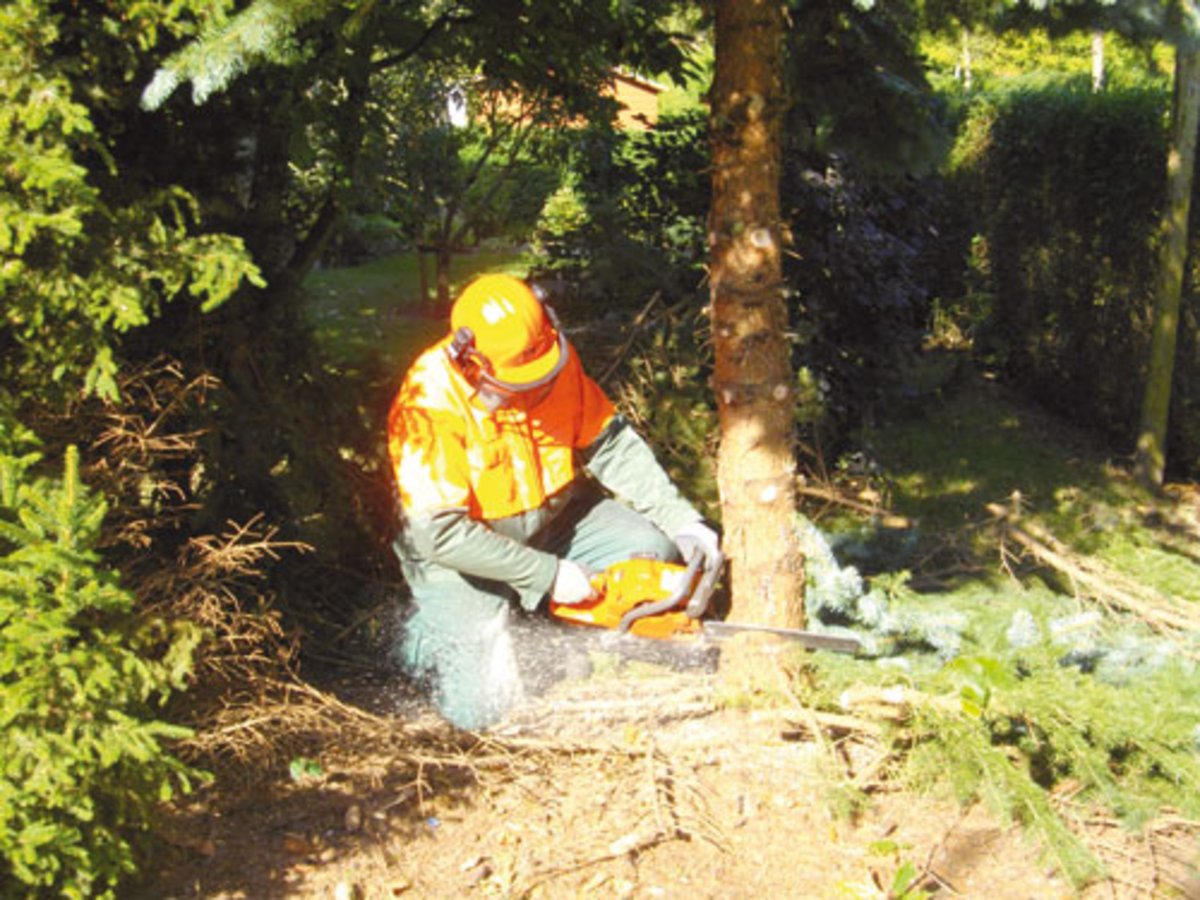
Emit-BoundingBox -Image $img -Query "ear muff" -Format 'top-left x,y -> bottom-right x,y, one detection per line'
448,325 -> 487,378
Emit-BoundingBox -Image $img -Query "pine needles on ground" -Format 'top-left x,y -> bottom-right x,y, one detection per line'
903,645 -> 1200,887
792,376 -> 1200,890
799,596 -> 1200,888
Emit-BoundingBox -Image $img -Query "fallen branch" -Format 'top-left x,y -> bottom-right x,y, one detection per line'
513,828 -> 681,898
986,503 -> 1200,636
795,482 -> 910,524
780,709 -> 885,740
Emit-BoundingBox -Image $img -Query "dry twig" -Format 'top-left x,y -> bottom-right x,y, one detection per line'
596,291 -> 664,386
987,502 -> 1200,637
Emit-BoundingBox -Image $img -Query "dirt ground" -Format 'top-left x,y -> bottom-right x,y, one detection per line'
137,631 -> 1200,900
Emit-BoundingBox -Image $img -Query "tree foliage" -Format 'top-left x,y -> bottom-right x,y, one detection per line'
904,643 -> 1200,886
0,445 -> 202,897
534,112 -> 710,308
142,0 -> 688,114
0,5 -> 265,892
787,0 -> 950,176
0,0 -> 261,411
367,66 -> 572,304
804,558 -> 1200,889
783,152 -> 951,442
921,26 -> 1171,94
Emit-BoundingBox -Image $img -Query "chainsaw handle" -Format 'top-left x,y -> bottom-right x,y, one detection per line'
617,553 -> 704,634
684,553 -> 720,620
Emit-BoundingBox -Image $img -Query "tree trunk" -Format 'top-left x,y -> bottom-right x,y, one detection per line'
1135,46 -> 1200,487
436,244 -> 453,312
286,194 -> 341,287
417,246 -> 432,309
1091,30 -> 1106,93
959,28 -> 973,91
709,0 -> 804,628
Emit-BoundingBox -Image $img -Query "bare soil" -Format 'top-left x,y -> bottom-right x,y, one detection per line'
138,637 -> 1200,900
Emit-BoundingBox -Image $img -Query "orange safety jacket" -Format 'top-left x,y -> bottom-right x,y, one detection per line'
387,334 -> 702,609
389,335 -> 613,522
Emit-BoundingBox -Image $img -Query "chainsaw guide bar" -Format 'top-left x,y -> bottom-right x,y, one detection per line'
548,557 -> 863,655
699,620 -> 862,654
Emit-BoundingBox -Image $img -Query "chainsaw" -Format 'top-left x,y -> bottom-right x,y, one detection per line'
548,555 -> 862,654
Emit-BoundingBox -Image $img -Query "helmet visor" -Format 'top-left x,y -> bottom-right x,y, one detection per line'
482,326 -> 566,394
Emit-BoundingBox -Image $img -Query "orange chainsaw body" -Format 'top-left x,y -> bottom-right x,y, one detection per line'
548,557 -> 703,640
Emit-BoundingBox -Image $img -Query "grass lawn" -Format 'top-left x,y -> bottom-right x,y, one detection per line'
303,246 -> 534,373
859,369 -> 1200,605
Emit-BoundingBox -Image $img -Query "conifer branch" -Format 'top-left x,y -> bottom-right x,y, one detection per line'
141,0 -> 342,109
369,9 -> 475,73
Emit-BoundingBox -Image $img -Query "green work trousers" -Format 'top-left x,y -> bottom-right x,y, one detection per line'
395,490 -> 678,730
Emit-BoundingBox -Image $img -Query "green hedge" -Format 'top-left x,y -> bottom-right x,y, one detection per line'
951,83 -> 1200,476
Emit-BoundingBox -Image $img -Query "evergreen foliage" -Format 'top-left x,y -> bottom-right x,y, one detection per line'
781,153 -> 952,443
142,0 -> 336,108
533,112 -> 710,309
903,643 -> 1200,886
143,0 -> 688,114
794,379 -> 1200,888
786,0 -> 949,176
797,516 -> 965,660
0,446 -> 202,897
0,0 -> 261,409
803,539 -> 1200,887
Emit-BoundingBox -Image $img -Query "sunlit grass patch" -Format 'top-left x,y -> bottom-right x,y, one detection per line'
865,378 -> 1139,535
303,247 -> 533,372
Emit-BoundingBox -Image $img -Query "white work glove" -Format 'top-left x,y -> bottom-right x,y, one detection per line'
551,559 -> 599,606
674,521 -> 722,571
673,521 -> 724,610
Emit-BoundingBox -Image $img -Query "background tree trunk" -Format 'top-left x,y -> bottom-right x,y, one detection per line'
1091,31 -> 1106,93
709,0 -> 804,627
1135,46 -> 1200,487
418,246 -> 433,309
959,28 -> 973,91
436,244 -> 453,310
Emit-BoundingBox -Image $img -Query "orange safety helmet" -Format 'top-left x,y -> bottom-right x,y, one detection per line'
448,274 -> 567,394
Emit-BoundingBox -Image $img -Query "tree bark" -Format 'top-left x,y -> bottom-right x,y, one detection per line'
1091,30 -> 1106,93
286,194 -> 341,287
709,0 -> 804,627
436,242 -> 453,312
959,27 -> 973,91
1135,46 -> 1200,487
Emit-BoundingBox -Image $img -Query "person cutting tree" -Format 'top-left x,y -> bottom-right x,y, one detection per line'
387,273 -> 723,729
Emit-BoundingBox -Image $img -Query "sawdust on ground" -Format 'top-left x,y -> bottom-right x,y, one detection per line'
136,639 -> 1199,900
